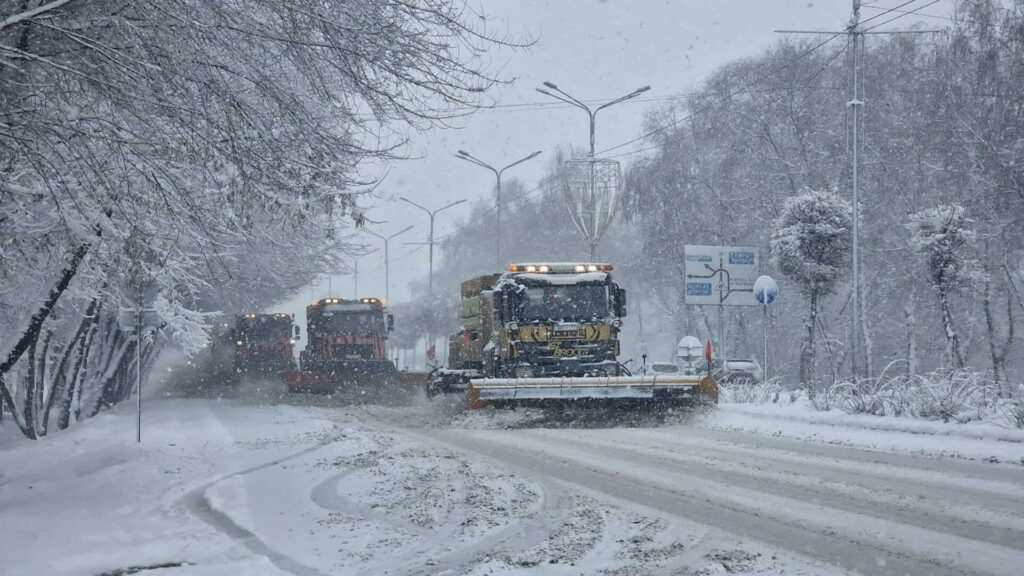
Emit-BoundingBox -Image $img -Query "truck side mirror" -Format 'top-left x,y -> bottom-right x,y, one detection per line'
292,325 -> 300,341
387,314 -> 395,331
496,291 -> 509,323
615,287 -> 627,318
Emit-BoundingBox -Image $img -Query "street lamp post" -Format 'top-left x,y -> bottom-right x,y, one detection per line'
536,82 -> 650,157
455,150 -> 542,269
537,82 -> 649,260
401,197 -> 466,369
351,248 -> 378,299
364,226 -> 413,302
400,197 -> 467,300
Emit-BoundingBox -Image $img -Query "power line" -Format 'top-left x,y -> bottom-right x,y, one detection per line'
375,1 -> 965,291
604,39 -> 854,161
429,30 -> 860,246
595,0 -> 930,158
862,0 -> 941,32
595,35 -> 844,156
860,2 -> 983,26
341,94 -> 686,122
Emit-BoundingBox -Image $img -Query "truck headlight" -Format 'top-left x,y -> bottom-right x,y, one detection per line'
236,340 -> 244,346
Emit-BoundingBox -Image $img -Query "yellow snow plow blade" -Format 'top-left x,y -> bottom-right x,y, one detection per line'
467,375 -> 717,408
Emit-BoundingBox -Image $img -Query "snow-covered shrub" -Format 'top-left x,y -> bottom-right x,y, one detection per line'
814,369 -> 1004,424
719,379 -> 783,404
995,384 -> 1024,429
1011,402 -> 1024,430
808,385 -> 839,412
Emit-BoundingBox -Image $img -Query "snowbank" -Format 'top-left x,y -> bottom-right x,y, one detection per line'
704,402 -> 1024,464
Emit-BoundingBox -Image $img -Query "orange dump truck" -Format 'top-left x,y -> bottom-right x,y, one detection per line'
285,297 -> 424,394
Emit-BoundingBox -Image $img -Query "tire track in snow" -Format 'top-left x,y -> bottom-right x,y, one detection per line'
182,426 -> 342,576
307,462 -> 567,576
684,426 -> 1024,481
424,427 -> 1019,576
331,405 -> 572,576
613,427 -> 1024,501
403,475 -> 567,576
523,429 -> 1024,550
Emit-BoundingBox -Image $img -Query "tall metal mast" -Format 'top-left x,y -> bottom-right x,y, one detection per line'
777,0 -> 938,378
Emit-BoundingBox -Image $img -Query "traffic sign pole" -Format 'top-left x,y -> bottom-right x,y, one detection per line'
763,305 -> 769,383
754,276 -> 778,384
136,306 -> 142,443
120,304 -> 156,443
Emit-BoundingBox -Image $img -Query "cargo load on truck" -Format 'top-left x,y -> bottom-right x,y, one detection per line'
432,263 -> 717,408
285,297 -> 426,395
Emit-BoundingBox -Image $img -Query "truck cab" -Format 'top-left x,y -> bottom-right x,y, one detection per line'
300,297 -> 396,375
217,313 -> 297,375
444,263 -> 627,384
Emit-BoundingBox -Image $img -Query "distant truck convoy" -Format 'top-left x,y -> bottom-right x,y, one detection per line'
433,263 -> 717,407
208,313 -> 298,379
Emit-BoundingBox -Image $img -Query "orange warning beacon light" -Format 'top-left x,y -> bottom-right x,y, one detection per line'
705,340 -> 713,377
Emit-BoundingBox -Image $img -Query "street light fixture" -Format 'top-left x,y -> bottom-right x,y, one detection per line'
400,197 -> 466,369
364,225 -> 413,303
399,197 -> 467,301
536,81 -> 649,260
536,82 -> 650,156
350,248 -> 378,299
455,149 -> 542,268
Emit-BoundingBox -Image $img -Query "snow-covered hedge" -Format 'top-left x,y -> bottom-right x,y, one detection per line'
719,379 -> 788,405
721,370 -> 1023,428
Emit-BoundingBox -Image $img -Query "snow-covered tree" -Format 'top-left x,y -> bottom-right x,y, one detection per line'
771,190 -> 852,388
906,204 -> 977,368
0,0 -> 525,438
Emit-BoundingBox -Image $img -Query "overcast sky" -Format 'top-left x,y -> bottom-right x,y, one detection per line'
279,0 -> 954,317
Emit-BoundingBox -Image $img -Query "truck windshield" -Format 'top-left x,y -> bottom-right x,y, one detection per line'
318,311 -> 385,335
516,284 -> 610,322
236,320 -> 290,341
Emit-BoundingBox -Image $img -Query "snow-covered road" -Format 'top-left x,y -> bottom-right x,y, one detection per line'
2,379 -> 1022,576
416,424 -> 1024,576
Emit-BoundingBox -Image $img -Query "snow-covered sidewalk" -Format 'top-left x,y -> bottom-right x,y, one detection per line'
0,399 -> 335,576
702,402 -> 1024,464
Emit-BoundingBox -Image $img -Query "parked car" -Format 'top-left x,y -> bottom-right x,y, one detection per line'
713,358 -> 763,384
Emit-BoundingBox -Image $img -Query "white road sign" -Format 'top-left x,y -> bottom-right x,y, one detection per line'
684,245 -> 760,306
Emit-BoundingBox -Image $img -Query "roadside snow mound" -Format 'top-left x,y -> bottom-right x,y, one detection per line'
721,370 -> 1023,430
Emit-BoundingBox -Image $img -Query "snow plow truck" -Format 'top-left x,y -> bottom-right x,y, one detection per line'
207,313 -> 298,381
285,297 -> 425,394
431,263 -> 717,408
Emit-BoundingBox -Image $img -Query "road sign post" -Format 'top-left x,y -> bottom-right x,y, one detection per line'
119,303 -> 158,443
118,280 -> 158,440
684,245 -> 760,373
753,275 -> 778,383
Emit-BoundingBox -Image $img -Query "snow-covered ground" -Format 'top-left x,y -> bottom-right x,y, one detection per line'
704,402 -> 1024,464
2,380 -> 1022,576
0,398 -> 334,576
